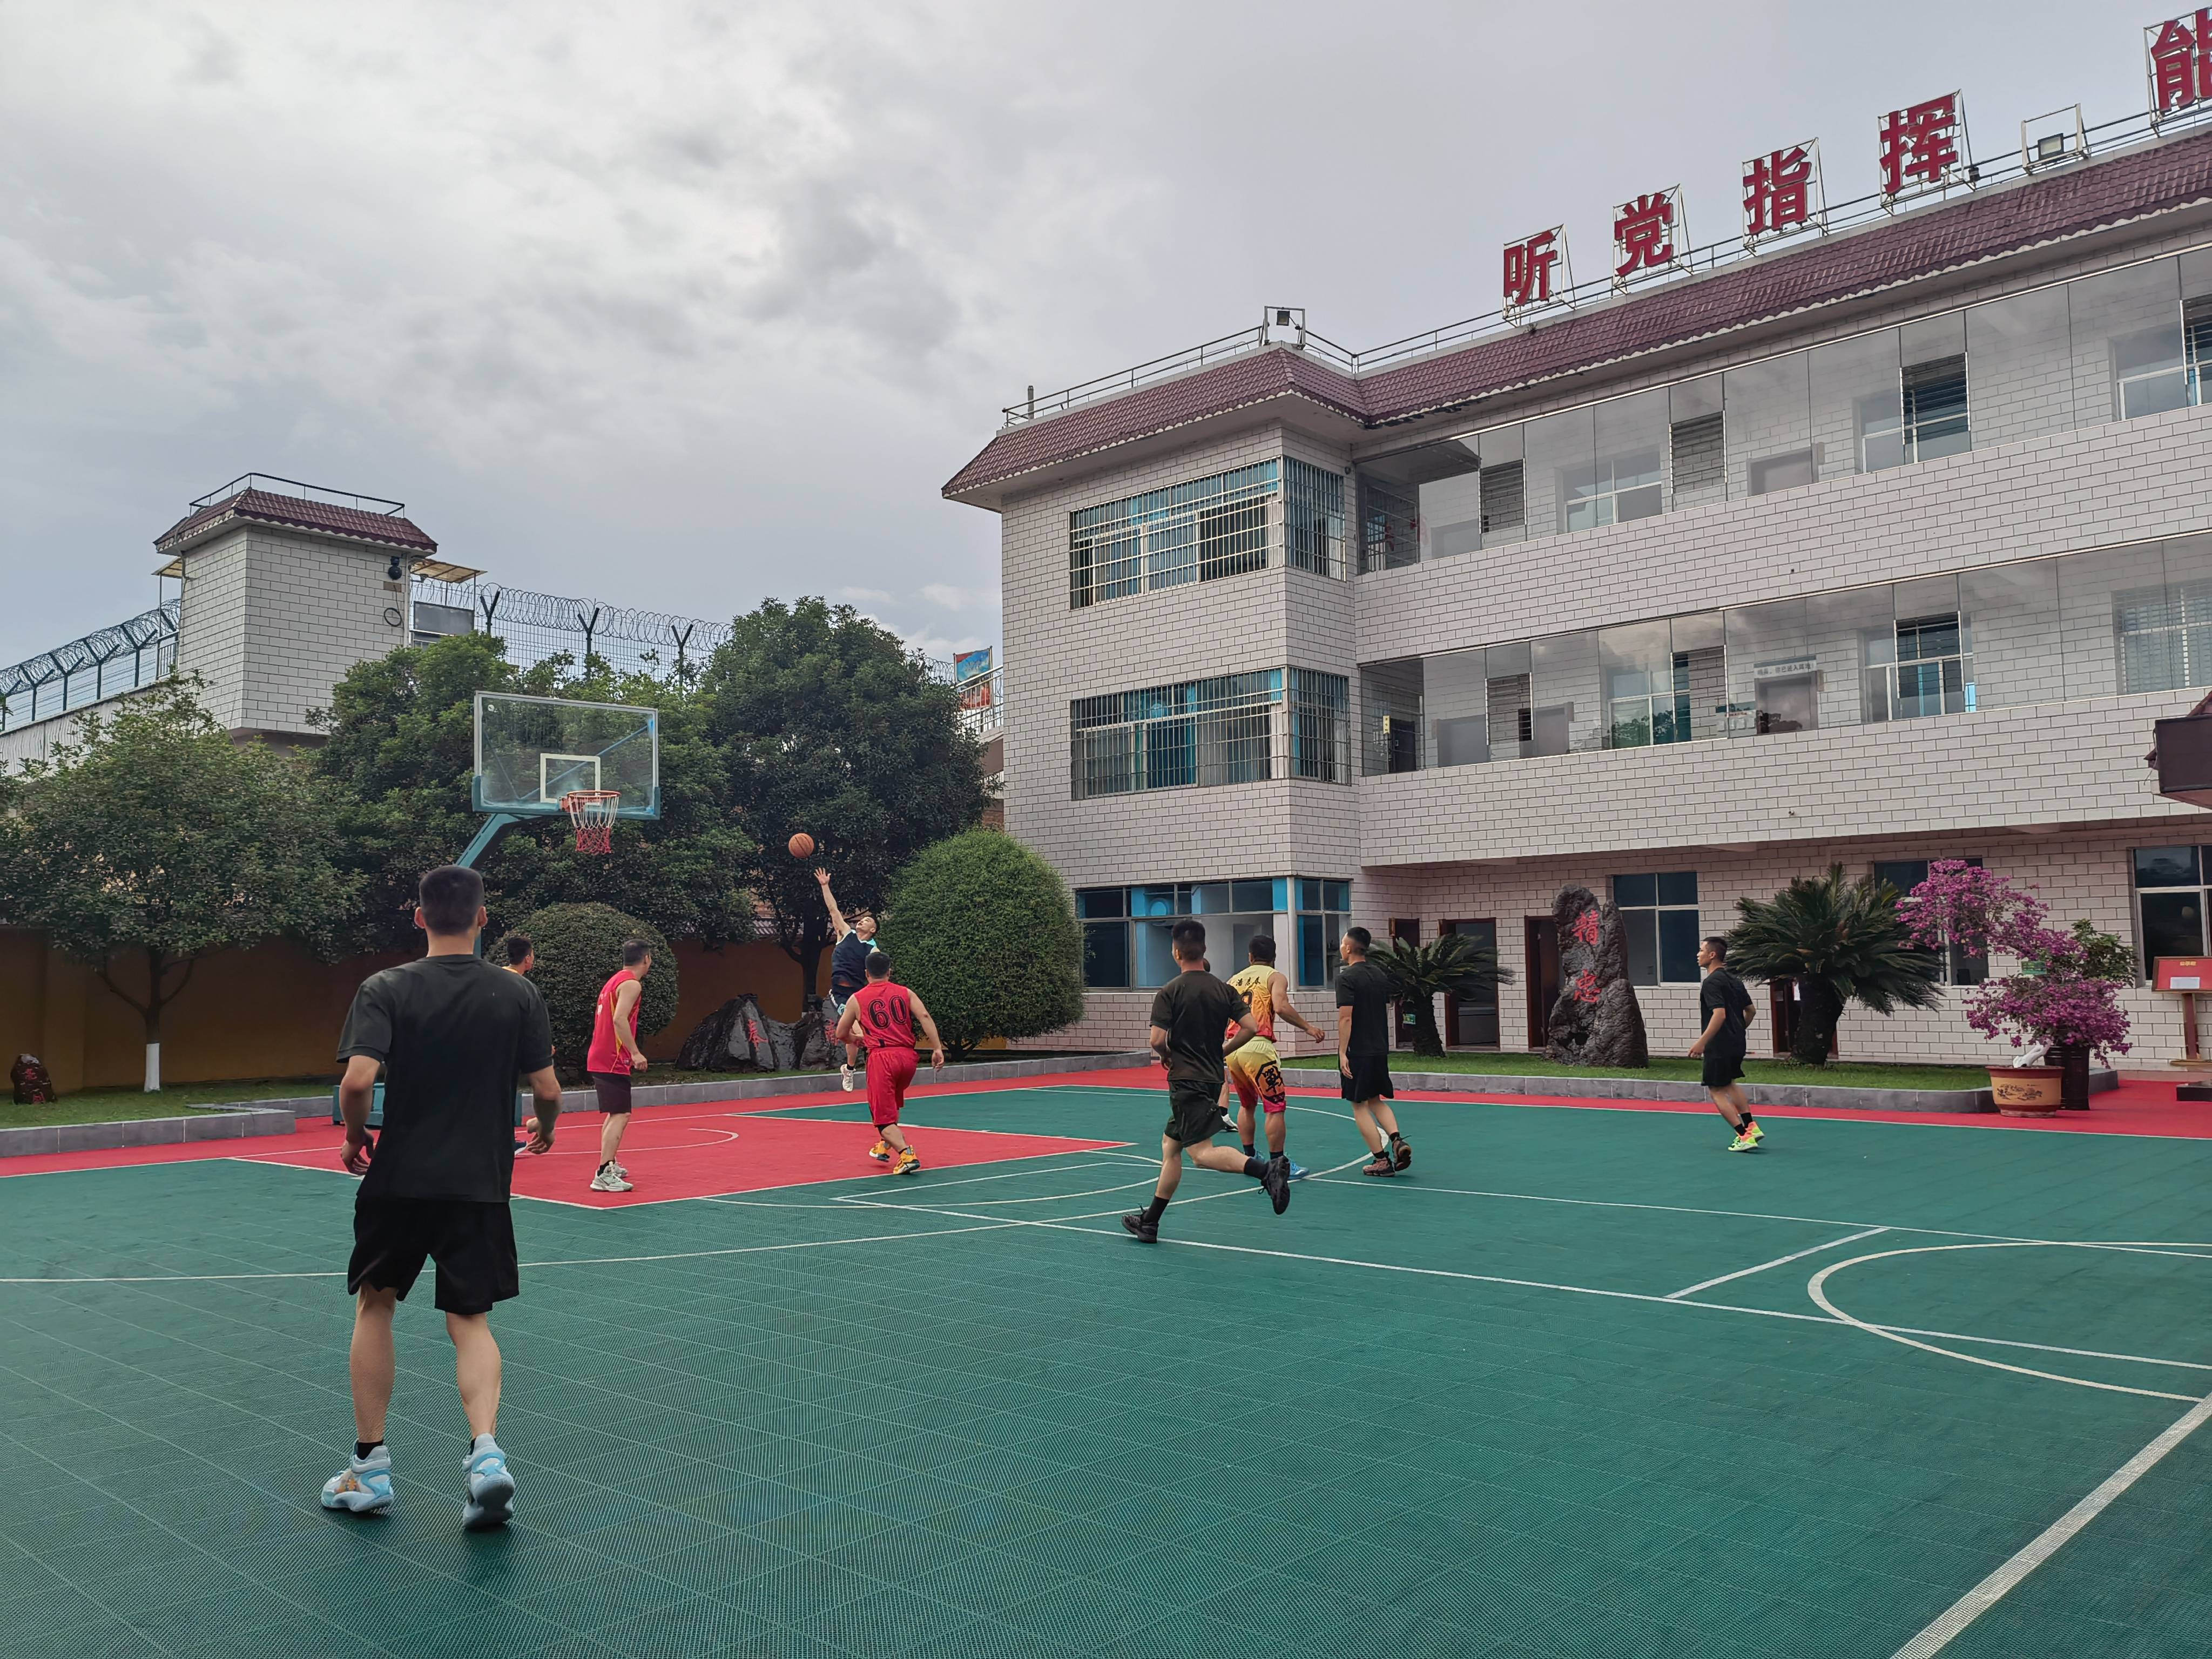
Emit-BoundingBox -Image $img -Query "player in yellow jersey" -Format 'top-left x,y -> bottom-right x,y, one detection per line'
1222,936 -> 1326,1179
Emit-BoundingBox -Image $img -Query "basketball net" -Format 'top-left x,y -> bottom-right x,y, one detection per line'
561,790 -> 621,854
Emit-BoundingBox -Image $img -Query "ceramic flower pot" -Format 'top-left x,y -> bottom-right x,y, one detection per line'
1990,1066 -> 2064,1115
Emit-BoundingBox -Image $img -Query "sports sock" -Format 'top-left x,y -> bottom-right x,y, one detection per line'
355,1440 -> 382,1461
1387,1130 -> 1405,1147
1739,1111 -> 1757,1127
1242,1142 -> 1256,1157
1242,1156 -> 1269,1178
1142,1195 -> 1168,1224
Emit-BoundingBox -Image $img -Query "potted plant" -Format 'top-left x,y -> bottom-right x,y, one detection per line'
1903,862 -> 2132,1114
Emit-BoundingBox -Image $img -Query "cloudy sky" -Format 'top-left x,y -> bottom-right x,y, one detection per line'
0,1 -> 2151,669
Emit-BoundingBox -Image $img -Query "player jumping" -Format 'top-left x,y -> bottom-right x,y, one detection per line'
834,950 -> 945,1175
1222,935 -> 1324,1179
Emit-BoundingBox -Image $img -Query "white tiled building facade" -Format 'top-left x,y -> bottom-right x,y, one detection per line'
948,124 -> 2212,1067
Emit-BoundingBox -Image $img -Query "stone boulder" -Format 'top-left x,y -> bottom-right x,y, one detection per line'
11,1053 -> 56,1105
677,995 -> 835,1073
1545,886 -> 1650,1068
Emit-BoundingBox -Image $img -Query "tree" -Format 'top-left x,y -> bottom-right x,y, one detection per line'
1727,865 -> 1944,1064
311,632 -> 755,955
1369,933 -> 1514,1059
875,830 -> 1082,1058
0,677 -> 356,1090
516,902 -> 678,1079
697,598 -> 988,994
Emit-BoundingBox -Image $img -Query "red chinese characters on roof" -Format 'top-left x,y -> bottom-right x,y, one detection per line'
2150,12 -> 2212,122
1613,187 -> 1686,287
1879,93 -> 1968,203
1502,227 -> 1568,318
1742,143 -> 1822,245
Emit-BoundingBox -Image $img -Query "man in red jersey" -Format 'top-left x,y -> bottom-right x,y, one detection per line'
834,950 -> 945,1176
585,940 -> 652,1193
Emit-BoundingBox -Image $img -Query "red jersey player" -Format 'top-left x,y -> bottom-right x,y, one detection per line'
833,949 -> 945,1176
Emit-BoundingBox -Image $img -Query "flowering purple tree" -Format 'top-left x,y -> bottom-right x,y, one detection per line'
1903,861 -> 2132,1057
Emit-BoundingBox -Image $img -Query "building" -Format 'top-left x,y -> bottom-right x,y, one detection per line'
946,94 -> 2212,1065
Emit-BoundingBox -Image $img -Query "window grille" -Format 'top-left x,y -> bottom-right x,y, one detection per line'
1479,462 -> 1525,534
1070,670 -> 1282,798
1359,476 -> 1420,573
1288,669 -> 1351,783
1069,462 -> 1278,610
1669,415 -> 1725,505
1901,356 -> 1971,459
2188,298 -> 2212,405
1284,460 -> 1347,579
2118,579 -> 2212,693
1889,613 -> 1974,718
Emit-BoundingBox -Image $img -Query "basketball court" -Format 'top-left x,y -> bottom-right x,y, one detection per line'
6,1072 -> 2212,1658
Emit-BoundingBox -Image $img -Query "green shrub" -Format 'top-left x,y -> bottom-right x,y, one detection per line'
876,831 -> 1082,1058
517,902 -> 677,1076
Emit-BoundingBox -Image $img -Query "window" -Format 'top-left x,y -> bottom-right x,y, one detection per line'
1283,460 -> 1346,579
1289,670 -> 1351,783
1613,873 -> 1701,984
2117,577 -> 2212,693
1069,461 -> 1277,609
2134,846 -> 2209,980
1669,413 -> 1724,503
1296,878 -> 1353,988
2187,296 -> 2212,406
1606,652 -> 1691,749
1874,858 -> 1987,984
1358,475 -> 1419,574
1076,879 -> 1287,989
1891,612 -> 1974,718
1901,355 -> 1971,459
1563,449 -> 1664,530
1479,462 -> 1524,535
1071,669 -> 1347,798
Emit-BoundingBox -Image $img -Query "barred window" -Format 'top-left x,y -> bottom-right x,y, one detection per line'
1069,462 -> 1277,610
1284,460 -> 1347,579
1069,667 -> 1352,798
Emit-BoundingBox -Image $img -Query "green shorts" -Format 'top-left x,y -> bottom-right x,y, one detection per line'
1164,1083 -> 1229,1146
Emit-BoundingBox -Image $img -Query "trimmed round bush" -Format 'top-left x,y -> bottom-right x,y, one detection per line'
517,902 -> 678,1076
875,830 -> 1082,1057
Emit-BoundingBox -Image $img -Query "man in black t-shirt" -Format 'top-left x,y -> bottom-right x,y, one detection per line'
321,865 -> 563,1532
1337,927 -> 1413,1177
817,867 -> 879,1089
1687,935 -> 1763,1152
1121,920 -> 1291,1243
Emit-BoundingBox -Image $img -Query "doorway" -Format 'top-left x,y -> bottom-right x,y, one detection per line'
1443,919 -> 1499,1047
1390,918 -> 1421,1048
1768,977 -> 1837,1058
1523,916 -> 1560,1050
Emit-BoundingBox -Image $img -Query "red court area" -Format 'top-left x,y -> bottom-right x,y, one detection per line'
0,1083 -> 1124,1208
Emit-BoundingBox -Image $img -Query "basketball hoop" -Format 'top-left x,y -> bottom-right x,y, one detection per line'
560,790 -> 621,854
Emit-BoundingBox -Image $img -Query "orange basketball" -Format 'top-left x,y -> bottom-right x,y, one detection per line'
788,832 -> 815,859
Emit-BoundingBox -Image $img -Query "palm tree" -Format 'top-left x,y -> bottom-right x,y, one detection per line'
1727,865 -> 1944,1065
1370,932 -> 1514,1058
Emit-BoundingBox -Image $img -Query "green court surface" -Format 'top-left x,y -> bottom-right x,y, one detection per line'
4,1083 -> 2211,1658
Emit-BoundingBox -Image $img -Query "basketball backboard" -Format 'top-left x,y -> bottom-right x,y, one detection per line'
473,692 -> 660,818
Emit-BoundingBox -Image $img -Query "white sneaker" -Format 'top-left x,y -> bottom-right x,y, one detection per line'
840,1064 -> 855,1092
589,1165 -> 633,1192
611,1160 -> 630,1179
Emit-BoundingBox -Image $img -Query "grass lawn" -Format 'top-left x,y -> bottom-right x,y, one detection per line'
0,1092 -> 294,1128
1282,1052 -> 1995,1090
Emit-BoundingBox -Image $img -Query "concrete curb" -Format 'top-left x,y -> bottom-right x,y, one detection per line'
189,1051 -> 1164,1123
0,1104 -> 298,1160
1348,1067 -> 2120,1114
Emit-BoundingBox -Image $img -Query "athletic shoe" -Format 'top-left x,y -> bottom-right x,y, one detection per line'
1393,1138 -> 1413,1171
589,1165 -> 633,1192
1121,1212 -> 1159,1243
893,1149 -> 921,1177
1745,1122 -> 1766,1144
1361,1154 -> 1397,1178
320,1446 -> 393,1515
1728,1131 -> 1759,1152
1285,1159 -> 1310,1181
1262,1156 -> 1291,1215
611,1161 -> 630,1179
867,1139 -> 893,1164
461,1440 -> 515,1533
841,1065 -> 857,1093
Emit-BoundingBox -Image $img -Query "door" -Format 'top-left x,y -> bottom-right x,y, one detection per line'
1755,674 -> 1817,734
1524,917 -> 1560,1050
1443,919 -> 1500,1048
1390,918 -> 1421,1048
1768,976 -> 1836,1057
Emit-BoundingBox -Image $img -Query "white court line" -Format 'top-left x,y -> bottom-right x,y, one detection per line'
1890,1390 -> 2212,1658
1666,1227 -> 1890,1299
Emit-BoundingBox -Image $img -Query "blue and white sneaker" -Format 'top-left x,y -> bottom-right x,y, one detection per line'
1286,1159 -> 1310,1181
320,1446 -> 393,1515
462,1438 -> 515,1532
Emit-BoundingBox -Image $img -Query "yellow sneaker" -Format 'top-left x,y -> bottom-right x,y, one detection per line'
867,1140 -> 893,1164
1745,1121 -> 1766,1144
1728,1130 -> 1760,1152
893,1149 -> 921,1177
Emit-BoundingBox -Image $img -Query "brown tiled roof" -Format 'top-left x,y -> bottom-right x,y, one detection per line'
946,127 -> 2212,502
155,488 -> 439,555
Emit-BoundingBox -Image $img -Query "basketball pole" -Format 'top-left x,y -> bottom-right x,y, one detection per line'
456,812 -> 520,957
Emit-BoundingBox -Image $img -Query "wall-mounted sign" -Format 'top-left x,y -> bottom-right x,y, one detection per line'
1753,657 -> 1819,680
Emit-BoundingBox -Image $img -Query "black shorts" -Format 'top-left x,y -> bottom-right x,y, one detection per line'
1702,1045 -> 1746,1089
348,1199 -> 518,1316
1164,1083 -> 1230,1146
1341,1054 -> 1395,1103
591,1072 -> 633,1114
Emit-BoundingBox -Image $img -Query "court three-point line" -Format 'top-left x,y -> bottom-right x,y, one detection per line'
1665,1226 -> 1891,1300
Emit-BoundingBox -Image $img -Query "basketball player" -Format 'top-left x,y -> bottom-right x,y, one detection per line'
323,865 -> 561,1532
1222,935 -> 1325,1179
585,941 -> 652,1193
1688,936 -> 1763,1151
1122,920 -> 1290,1243
501,934 -> 533,975
1338,927 -> 1413,1177
834,951 -> 946,1175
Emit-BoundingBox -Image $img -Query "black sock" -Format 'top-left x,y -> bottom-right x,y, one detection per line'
1387,1130 -> 1405,1147
354,1440 -> 382,1461
1242,1143 -> 1256,1157
1243,1156 -> 1269,1178
1740,1111 -> 1757,1127
1142,1195 -> 1167,1224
